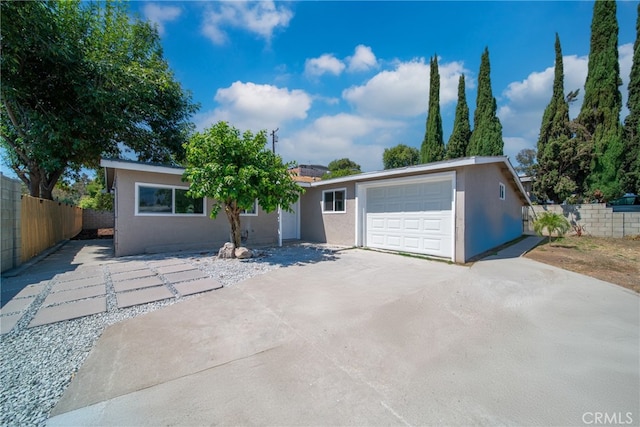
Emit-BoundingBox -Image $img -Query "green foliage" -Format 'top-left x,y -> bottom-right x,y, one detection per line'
420,56 -> 445,163
383,144 -> 420,169
621,4 -> 640,194
534,34 -> 589,203
324,158 -> 361,179
183,121 -> 302,248
445,74 -> 471,159
576,0 -> 624,200
514,148 -> 537,177
467,47 -> 503,156
533,211 -> 571,242
0,0 -> 197,200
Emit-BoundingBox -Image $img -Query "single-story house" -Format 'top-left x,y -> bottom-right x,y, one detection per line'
102,156 -> 530,263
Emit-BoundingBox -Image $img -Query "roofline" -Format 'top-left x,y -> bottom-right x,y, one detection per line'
100,158 -> 185,176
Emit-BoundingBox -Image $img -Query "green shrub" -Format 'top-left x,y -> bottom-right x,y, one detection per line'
533,212 -> 571,242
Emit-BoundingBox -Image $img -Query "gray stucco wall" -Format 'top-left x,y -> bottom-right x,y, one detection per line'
1,174 -> 22,272
300,182 -> 356,246
114,169 -> 278,256
462,163 -> 524,260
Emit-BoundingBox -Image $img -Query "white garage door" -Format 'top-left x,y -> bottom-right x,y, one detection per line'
365,179 -> 453,258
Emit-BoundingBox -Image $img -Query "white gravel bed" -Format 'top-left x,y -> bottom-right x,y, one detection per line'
0,244 -> 337,427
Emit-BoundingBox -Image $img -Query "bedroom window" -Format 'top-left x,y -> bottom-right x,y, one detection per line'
322,189 -> 346,213
136,183 -> 204,216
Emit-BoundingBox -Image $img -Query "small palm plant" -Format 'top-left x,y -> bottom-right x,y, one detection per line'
533,212 -> 571,242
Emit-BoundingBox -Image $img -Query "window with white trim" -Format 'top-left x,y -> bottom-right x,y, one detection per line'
240,199 -> 258,216
322,189 -> 346,213
136,183 -> 205,216
499,182 -> 506,200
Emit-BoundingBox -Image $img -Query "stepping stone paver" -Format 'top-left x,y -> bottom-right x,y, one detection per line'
155,263 -> 195,275
42,286 -> 106,307
112,276 -> 165,293
0,297 -> 35,315
1,313 -> 24,334
29,297 -> 106,327
147,259 -> 187,268
56,268 -> 103,281
111,269 -> 156,282
173,278 -> 223,296
107,261 -> 149,273
13,283 -> 46,299
51,276 -> 105,292
163,269 -> 208,283
116,286 -> 174,309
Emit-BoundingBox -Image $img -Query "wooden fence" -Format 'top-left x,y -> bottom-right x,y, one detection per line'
21,195 -> 83,263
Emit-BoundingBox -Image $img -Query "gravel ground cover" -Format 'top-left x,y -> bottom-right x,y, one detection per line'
0,244 -> 337,427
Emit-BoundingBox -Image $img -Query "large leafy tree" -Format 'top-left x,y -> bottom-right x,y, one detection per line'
324,158 -> 361,179
576,0 -> 624,200
621,3 -> 640,194
0,1 -> 197,199
514,148 -> 537,177
445,74 -> 471,160
534,34 -> 590,203
383,144 -> 420,169
467,47 -> 503,156
183,121 -> 302,250
420,56 -> 445,163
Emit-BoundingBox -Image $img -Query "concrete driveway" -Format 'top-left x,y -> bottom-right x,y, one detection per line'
48,249 -> 639,426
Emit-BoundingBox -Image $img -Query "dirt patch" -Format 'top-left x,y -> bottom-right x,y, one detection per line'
72,228 -> 114,240
525,235 -> 640,293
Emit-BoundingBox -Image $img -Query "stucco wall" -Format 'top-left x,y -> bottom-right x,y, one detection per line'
1,174 -> 22,272
526,204 -> 640,238
114,169 -> 278,256
462,163 -> 524,260
300,182 -> 356,246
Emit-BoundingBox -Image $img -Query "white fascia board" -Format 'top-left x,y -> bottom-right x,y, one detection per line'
100,159 -> 185,176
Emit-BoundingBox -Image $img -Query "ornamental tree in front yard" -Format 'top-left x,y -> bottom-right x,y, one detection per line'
182,121 -> 303,250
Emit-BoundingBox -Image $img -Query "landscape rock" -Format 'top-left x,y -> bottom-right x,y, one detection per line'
217,242 -> 235,259
235,247 -> 252,259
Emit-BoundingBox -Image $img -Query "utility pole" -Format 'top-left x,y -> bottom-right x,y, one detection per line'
271,128 -> 279,154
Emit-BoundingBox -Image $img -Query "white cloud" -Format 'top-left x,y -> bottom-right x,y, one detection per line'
304,54 -> 346,77
195,81 -> 312,132
201,1 -> 293,45
342,58 -> 470,118
142,3 -> 181,36
347,45 -> 378,73
278,114 -> 405,171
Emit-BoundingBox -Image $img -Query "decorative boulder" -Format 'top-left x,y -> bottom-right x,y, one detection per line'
235,247 -> 252,259
217,242 -> 235,259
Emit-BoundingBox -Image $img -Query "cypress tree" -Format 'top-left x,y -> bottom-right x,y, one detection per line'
621,3 -> 640,193
576,0 -> 624,199
534,34 -> 582,203
467,47 -> 503,156
445,74 -> 471,159
420,55 -> 445,163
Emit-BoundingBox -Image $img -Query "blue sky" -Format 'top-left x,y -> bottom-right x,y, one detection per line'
1,1 -> 638,178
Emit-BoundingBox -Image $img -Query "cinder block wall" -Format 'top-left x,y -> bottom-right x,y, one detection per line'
1,174 -> 22,272
525,204 -> 640,238
82,209 -> 114,229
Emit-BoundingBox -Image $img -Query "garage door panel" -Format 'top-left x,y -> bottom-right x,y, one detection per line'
365,179 -> 453,258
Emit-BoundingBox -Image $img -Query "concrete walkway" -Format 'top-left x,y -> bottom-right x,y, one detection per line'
46,238 -> 639,426
0,240 -> 221,334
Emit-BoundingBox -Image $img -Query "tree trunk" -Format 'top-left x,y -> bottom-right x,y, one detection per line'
224,202 -> 242,249
40,169 -> 63,200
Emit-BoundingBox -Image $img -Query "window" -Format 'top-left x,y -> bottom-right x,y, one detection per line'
322,189 -> 346,213
136,183 -> 204,216
241,199 -> 258,216
499,182 -> 506,200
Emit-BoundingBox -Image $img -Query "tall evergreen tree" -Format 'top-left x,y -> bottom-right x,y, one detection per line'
445,74 -> 471,159
467,47 -> 503,156
534,34 -> 586,203
576,0 -> 624,199
621,3 -> 640,193
420,56 -> 445,163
